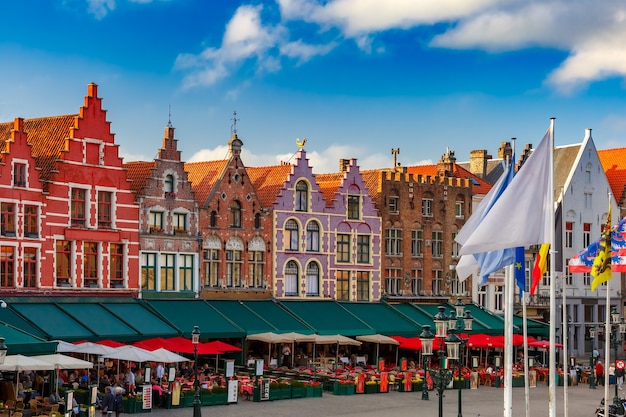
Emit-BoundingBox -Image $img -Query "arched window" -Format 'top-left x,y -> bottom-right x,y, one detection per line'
285,260 -> 299,296
306,221 -> 320,252
164,174 -> 174,193
295,181 -> 308,212
210,211 -> 217,228
285,219 -> 299,251
230,200 -> 241,227
306,262 -> 320,296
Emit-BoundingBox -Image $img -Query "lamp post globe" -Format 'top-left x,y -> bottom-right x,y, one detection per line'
191,326 -> 201,417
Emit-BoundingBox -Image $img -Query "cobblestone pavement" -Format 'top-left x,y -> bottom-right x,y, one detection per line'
149,383 -> 612,417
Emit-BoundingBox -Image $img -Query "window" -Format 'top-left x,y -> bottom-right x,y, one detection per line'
203,249 -> 219,287
0,246 -> 14,288
448,271 -> 465,295
422,198 -> 433,216
14,163 -> 26,187
432,269 -> 443,295
210,211 -> 217,227
306,221 -> 320,252
455,201 -> 464,218
97,191 -> 112,229
179,254 -> 194,291
110,243 -> 124,288
336,270 -> 350,301
83,242 -> 99,287
141,253 -> 157,291
226,249 -> 242,287
584,192 -> 592,209
160,254 -> 176,291
295,181 -> 308,212
356,271 -> 369,301
357,235 -> 370,263
173,212 -> 187,233
0,203 -> 15,236
583,272 -> 591,286
389,196 -> 399,214
411,230 -> 423,257
285,219 -> 299,251
230,200 -> 241,227
495,285 -> 504,311
164,174 -> 174,193
56,240 -> 72,286
71,188 -> 87,227
336,234 -> 350,263
385,268 -> 401,295
24,205 -> 38,237
306,262 -> 320,296
285,260 -> 299,296
452,232 -> 460,259
248,251 -> 264,288
583,223 -> 591,248
431,231 -> 443,257
565,222 -> 573,248
254,212 -> 261,229
347,195 -> 360,220
149,211 -> 164,232
477,286 -> 487,308
565,258 -> 572,286
411,269 -> 422,295
385,229 -> 402,256
23,247 -> 37,288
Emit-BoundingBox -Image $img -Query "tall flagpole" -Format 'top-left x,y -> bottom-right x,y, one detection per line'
523,292 -> 530,417
504,264 -> 514,417
562,271 -> 568,417
548,117 -> 557,417
604,193 -> 613,417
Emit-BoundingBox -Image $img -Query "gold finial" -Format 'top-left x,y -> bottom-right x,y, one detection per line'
296,137 -> 307,148
391,148 -> 400,167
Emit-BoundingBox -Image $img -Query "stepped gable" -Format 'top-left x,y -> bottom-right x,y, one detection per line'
598,147 -> 626,206
406,164 -> 491,195
246,164 -> 293,207
124,161 -> 156,195
184,160 -> 229,206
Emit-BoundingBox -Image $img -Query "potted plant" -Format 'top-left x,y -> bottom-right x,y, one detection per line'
333,379 -> 356,395
364,378 -> 379,394
290,380 -> 307,399
411,376 -> 424,392
305,380 -> 322,397
269,379 -> 291,400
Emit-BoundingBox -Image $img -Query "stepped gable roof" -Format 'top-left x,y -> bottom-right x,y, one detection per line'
123,161 -> 156,195
246,164 -> 293,207
184,160 -> 228,206
598,147 -> 626,205
315,172 -> 344,207
0,115 -> 76,184
405,164 -> 492,195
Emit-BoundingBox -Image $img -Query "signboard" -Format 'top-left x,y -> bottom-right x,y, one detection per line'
470,372 -> 479,389
379,358 -> 385,371
380,372 -> 388,393
356,374 -> 365,393
141,385 -> 152,410
168,367 -> 176,382
64,391 -> 74,417
616,360 -> 625,370
90,386 -> 98,405
403,372 -> 412,392
260,378 -> 270,401
227,380 -> 238,403
255,359 -> 264,376
226,360 -> 235,378
401,358 -> 407,371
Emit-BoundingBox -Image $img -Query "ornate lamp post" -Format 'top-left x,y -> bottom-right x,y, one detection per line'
191,326 -> 202,417
449,298 -> 473,417
610,308 -> 626,411
419,325 -> 434,400
431,305 -> 462,417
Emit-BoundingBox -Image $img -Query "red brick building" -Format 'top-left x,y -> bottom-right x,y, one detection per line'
124,123 -> 201,298
0,84 -> 139,295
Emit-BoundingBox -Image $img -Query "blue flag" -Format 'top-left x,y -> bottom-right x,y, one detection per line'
514,246 -> 526,294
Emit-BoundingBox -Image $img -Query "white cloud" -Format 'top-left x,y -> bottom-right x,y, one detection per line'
87,0 -> 115,19
280,39 -> 336,63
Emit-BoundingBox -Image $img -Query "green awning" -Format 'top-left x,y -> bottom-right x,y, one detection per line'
512,315 -> 549,337
381,303 -> 431,333
103,302 -> 178,337
339,302 -> 422,337
146,300 -> 245,339
207,301 -> 278,335
413,303 -> 511,335
236,301 -> 314,335
59,303 -> 139,340
11,303 -> 95,340
279,301 -> 374,336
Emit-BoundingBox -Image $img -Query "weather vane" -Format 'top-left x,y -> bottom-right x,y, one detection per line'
296,137 -> 307,148
391,148 -> 400,167
231,110 -> 239,135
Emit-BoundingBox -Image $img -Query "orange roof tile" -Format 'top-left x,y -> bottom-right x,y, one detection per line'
315,172 -> 344,207
123,161 -> 156,196
406,164 -> 492,195
247,164 -> 293,207
598,147 -> 626,205
0,115 -> 77,186
184,160 -> 229,206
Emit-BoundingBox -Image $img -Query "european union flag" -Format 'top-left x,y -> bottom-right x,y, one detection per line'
514,247 -> 526,294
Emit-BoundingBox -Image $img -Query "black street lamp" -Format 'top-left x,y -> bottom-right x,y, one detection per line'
590,326 -> 597,389
191,326 -> 201,417
430,305 -> 461,417
449,298 -> 473,417
419,325 -> 434,401
610,307 -> 626,412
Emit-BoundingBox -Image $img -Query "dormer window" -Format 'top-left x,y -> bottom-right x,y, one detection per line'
13,163 -> 26,187
165,174 -> 174,193
295,181 -> 308,212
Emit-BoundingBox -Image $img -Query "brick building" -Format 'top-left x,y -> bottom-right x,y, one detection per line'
0,83 -> 139,295
124,123 -> 201,298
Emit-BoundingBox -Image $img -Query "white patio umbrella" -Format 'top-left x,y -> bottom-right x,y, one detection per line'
312,335 -> 362,369
73,342 -> 118,388
356,334 -> 400,368
247,332 -> 294,367
150,348 -> 188,363
0,354 -> 55,371
277,333 -> 317,367
53,340 -> 82,353
34,354 -> 94,396
105,345 -> 160,362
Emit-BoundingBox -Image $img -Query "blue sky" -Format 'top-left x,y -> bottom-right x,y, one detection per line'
2,0 -> 626,173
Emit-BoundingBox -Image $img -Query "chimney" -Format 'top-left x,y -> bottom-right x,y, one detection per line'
437,148 -> 456,177
497,141 -> 513,163
469,149 -> 490,178
339,159 -> 350,172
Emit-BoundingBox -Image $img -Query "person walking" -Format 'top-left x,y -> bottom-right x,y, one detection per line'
596,360 -> 605,386
616,365 -> 625,390
102,386 -> 114,417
